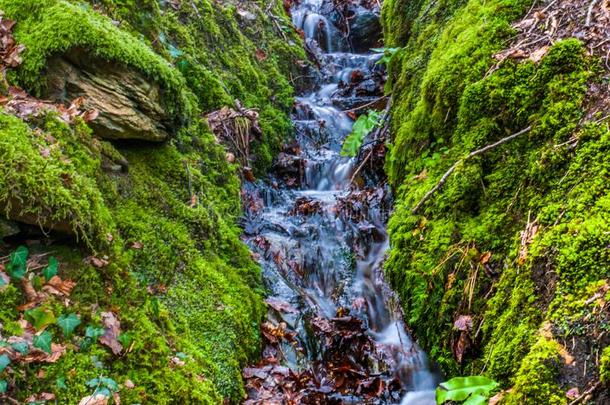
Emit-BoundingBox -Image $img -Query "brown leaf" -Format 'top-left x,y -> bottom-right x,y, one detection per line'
129,241 -> 143,249
81,108 -> 99,122
43,276 -> 76,296
99,311 -> 123,355
479,251 -> 492,265
529,46 -> 549,63
255,48 -> 267,61
265,298 -> 298,314
78,394 -> 109,405
87,256 -> 109,268
454,315 -> 473,331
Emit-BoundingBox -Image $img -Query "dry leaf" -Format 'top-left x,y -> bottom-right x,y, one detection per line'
100,311 -> 123,355
78,394 -> 109,405
43,276 -> 76,296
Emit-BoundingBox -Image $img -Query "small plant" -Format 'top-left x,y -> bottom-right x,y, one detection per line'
436,375 -> 499,404
371,47 -> 401,66
341,110 -> 382,157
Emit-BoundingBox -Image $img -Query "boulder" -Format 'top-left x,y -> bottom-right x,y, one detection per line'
43,49 -> 172,142
349,8 -> 382,53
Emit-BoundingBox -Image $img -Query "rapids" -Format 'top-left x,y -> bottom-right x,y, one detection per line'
241,0 -> 439,403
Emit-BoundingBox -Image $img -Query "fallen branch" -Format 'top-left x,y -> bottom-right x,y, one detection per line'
411,126 -> 532,214
585,0 -> 599,27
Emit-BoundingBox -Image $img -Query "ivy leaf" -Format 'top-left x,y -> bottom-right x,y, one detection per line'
25,307 -> 56,331
42,257 -> 58,282
371,47 -> 400,65
6,246 -> 28,279
33,331 -> 53,354
56,377 -> 67,390
101,377 -> 118,392
10,341 -> 29,355
0,354 -> 10,372
340,111 -> 381,157
57,313 -> 81,337
85,326 -> 105,340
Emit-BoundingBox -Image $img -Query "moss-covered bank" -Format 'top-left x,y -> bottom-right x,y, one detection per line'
0,0 -> 304,402
382,0 -> 609,401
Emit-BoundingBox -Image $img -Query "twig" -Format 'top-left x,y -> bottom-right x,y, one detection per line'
343,96 -> 389,113
411,126 -> 532,214
586,0 -> 599,27
567,381 -> 601,405
349,147 -> 374,184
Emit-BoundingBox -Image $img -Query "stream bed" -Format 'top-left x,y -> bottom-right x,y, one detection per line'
241,0 -> 439,403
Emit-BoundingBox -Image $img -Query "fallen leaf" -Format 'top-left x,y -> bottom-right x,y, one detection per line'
43,276 -> 76,296
265,298 -> 298,313
454,315 -> 473,331
99,311 -> 123,355
78,394 -> 108,405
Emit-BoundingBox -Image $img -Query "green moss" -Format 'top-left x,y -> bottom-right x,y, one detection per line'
382,0 -> 609,398
0,0 -> 195,123
504,337 -> 565,404
0,111 -> 112,245
601,346 -> 610,383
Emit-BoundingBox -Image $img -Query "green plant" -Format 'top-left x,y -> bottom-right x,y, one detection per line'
341,110 -> 382,157
436,376 -> 499,404
371,47 -> 401,65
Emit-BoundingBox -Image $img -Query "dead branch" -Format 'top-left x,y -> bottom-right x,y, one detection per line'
411,125 -> 532,214
586,0 -> 599,27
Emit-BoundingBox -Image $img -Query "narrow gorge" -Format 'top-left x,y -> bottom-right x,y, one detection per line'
0,0 -> 608,404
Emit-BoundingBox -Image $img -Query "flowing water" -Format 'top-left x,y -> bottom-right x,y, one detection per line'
242,0 -> 439,403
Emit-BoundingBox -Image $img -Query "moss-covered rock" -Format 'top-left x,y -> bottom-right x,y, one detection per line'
0,0 -> 304,402
382,0 -> 610,401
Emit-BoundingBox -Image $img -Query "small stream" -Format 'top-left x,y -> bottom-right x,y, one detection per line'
241,0 -> 439,403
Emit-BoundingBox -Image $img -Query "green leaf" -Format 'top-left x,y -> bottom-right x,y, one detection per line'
340,111 -> 381,157
25,307 -> 56,331
33,331 -> 53,354
0,354 -> 10,372
10,341 -> 29,355
42,257 -> 58,282
463,394 -> 488,405
436,376 -> 498,404
56,377 -> 67,390
85,326 -> 105,340
57,313 -> 81,337
7,246 -> 28,279
0,379 -> 6,393
101,377 -> 118,392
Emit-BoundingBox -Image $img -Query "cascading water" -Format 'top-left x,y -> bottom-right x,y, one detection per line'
242,0 -> 439,403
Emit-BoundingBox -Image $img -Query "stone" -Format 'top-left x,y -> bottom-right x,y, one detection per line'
43,49 -> 172,142
349,8 -> 382,53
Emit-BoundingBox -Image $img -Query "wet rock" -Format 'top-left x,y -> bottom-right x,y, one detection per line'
44,50 -> 171,142
349,8 -> 382,53
272,151 -> 305,187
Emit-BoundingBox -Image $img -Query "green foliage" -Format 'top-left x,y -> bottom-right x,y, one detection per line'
25,307 -> 57,331
6,246 -> 28,279
371,47 -> 401,66
341,111 -> 382,157
436,376 -> 498,404
381,0 -> 608,399
33,331 -> 53,354
0,380 -> 6,393
0,354 -> 10,372
42,257 -> 58,282
86,376 -> 118,397
57,313 -> 81,337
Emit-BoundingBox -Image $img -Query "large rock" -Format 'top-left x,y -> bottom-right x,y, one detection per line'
349,8 -> 382,53
44,49 -> 171,142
